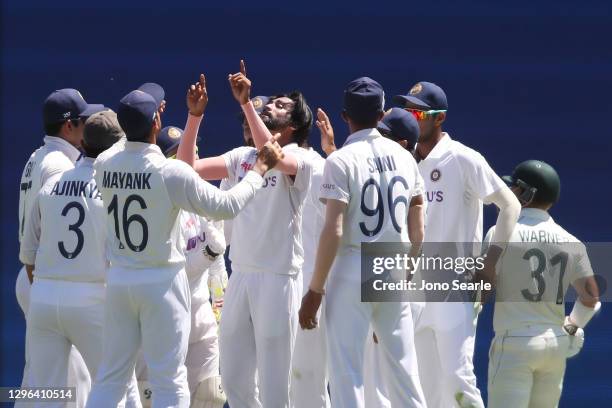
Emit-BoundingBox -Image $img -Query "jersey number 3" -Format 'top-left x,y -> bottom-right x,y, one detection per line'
107,194 -> 149,252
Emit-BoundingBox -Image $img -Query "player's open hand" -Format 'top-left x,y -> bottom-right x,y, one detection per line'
316,108 -> 336,156
299,289 -> 323,330
228,59 -> 251,105
186,74 -> 208,117
254,133 -> 284,175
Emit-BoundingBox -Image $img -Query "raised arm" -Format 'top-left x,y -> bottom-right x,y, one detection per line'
228,60 -> 299,175
168,136 -> 284,220
177,73 -> 230,181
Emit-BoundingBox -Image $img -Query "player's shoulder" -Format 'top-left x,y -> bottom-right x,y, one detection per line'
447,138 -> 486,164
226,145 -> 255,157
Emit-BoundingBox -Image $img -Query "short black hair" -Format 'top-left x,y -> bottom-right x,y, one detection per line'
81,144 -> 106,159
345,111 -> 379,129
44,118 -> 80,137
272,91 -> 312,146
125,128 -> 152,143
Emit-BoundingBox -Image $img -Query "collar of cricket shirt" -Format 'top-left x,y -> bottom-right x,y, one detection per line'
520,207 -> 551,221
43,135 -> 82,163
343,128 -> 382,147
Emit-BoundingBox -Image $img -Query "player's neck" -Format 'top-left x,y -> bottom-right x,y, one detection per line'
416,129 -> 444,160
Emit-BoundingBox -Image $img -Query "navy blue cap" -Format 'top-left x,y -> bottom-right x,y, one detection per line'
80,104 -> 108,119
117,90 -> 157,140
343,77 -> 385,122
393,82 -> 448,111
251,96 -> 270,114
138,82 -> 165,108
43,88 -> 93,125
156,126 -> 184,156
378,108 -> 419,149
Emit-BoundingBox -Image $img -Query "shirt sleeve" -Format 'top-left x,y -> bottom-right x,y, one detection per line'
19,190 -> 43,265
283,146 -> 313,192
319,153 -> 350,204
221,147 -> 247,183
571,242 -> 595,283
457,150 -> 506,201
165,160 -> 263,221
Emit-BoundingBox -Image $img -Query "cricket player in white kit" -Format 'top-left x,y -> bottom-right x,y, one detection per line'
291,123 -> 331,408
299,77 -> 426,408
85,88 -> 283,408
20,110 -> 141,408
176,67 -> 313,408
136,125 -> 227,408
16,89 -> 102,408
484,160 -> 601,408
392,81 -> 521,408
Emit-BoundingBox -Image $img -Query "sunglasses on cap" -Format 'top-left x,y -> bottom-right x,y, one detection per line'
405,108 -> 447,121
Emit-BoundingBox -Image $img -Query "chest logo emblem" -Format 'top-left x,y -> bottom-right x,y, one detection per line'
430,168 -> 441,182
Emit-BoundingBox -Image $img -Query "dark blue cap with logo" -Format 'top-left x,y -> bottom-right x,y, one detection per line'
80,104 -> 108,119
239,96 -> 270,121
138,82 -> 165,109
251,95 -> 270,114
343,77 -> 385,122
117,90 -> 157,141
393,81 -> 448,111
377,108 -> 419,149
43,88 -> 94,126
156,126 -> 184,156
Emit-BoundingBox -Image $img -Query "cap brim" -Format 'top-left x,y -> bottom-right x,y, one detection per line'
502,175 -> 515,186
138,83 -> 165,108
392,95 -> 431,110
80,104 -> 107,118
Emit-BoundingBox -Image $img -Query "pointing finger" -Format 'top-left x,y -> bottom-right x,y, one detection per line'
240,59 -> 247,76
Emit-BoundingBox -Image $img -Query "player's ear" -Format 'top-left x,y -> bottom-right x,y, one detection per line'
434,111 -> 446,126
341,110 -> 349,123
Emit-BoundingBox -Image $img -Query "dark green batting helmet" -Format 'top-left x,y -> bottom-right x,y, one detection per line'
502,160 -> 561,205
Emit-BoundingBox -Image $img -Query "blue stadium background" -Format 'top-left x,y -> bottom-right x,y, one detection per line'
2,0 -> 611,406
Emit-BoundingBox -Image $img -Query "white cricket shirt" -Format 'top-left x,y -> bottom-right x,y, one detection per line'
20,158 -> 108,282
417,133 -> 505,246
222,143 -> 312,275
320,128 -> 424,259
485,208 -> 594,333
18,136 -> 81,243
94,141 -> 263,284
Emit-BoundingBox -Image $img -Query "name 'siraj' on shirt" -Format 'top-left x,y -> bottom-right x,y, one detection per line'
102,171 -> 152,190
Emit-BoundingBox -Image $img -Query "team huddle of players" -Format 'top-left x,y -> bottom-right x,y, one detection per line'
16,61 -> 601,408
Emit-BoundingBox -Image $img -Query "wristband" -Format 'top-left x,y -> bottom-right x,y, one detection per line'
570,300 -> 601,328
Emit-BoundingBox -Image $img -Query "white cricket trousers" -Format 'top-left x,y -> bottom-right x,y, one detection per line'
86,269 -> 191,408
291,303 -> 330,408
362,302 -> 426,408
413,302 -> 484,408
219,270 -> 301,408
488,327 -> 569,408
325,254 -> 425,408
15,267 -> 91,408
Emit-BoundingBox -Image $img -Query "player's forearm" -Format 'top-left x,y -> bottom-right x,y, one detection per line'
488,186 -> 521,247
408,203 -> 424,256
176,113 -> 202,167
202,171 -> 264,220
25,264 -> 34,284
309,223 -> 341,293
241,101 -> 270,150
